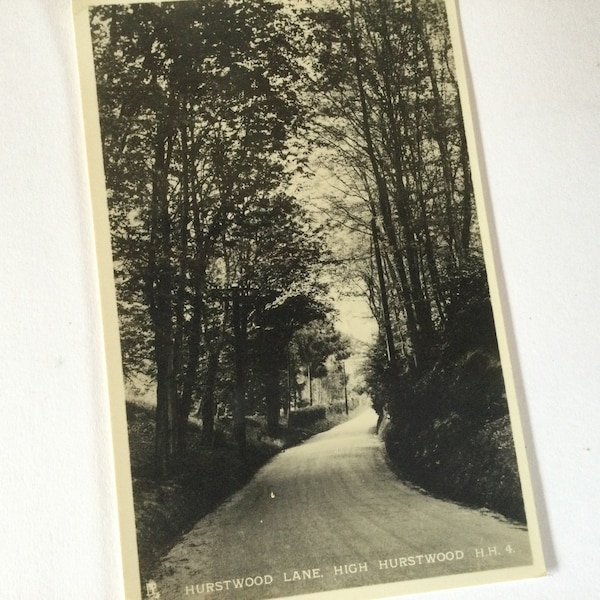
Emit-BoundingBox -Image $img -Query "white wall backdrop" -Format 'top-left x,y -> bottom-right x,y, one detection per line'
2,0 -> 599,598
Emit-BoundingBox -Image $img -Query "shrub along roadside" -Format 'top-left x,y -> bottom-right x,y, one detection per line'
382,414 -> 525,522
379,350 -> 526,523
126,401 -> 353,584
288,404 -> 327,427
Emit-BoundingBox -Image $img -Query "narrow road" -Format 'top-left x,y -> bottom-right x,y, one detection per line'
153,409 -> 532,599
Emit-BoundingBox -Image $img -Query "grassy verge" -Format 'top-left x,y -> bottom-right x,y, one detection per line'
126,402 -> 353,583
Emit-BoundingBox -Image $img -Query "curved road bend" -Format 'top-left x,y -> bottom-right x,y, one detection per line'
153,408 -> 532,600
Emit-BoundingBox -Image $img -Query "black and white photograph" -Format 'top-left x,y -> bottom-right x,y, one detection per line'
10,1 -> 600,599
71,0 -> 545,598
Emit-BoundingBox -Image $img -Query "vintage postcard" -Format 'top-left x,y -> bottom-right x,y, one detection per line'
73,0 -> 545,598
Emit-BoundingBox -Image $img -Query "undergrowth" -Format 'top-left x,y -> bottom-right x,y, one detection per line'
126,402 -> 352,583
381,349 -> 526,522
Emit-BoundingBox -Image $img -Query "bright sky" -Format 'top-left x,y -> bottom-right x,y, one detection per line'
334,295 -> 377,347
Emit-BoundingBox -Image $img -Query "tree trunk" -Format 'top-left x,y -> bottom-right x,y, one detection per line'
148,121 -> 177,478
231,286 -> 247,455
348,0 -> 422,364
457,104 -> 474,254
371,217 -> 397,368
377,9 -> 438,366
200,347 -> 220,446
178,288 -> 203,452
307,362 -> 313,406
173,123 -> 192,455
265,367 -> 281,437
154,322 -> 176,478
410,0 -> 458,264
368,5 -> 436,361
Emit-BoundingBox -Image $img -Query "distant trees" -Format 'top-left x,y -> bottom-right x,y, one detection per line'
290,319 -> 351,407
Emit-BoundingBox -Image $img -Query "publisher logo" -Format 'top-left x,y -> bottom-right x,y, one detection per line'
146,580 -> 161,599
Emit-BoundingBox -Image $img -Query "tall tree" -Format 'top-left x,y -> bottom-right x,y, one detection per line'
91,0 -> 321,474
305,0 -> 479,378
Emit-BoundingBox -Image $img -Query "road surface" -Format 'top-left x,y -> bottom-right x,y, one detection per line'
152,409 -> 532,599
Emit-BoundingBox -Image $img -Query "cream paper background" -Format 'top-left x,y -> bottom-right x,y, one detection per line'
1,0 -> 599,598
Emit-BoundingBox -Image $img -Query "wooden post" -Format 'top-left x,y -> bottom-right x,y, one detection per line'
307,362 -> 313,406
286,348 -> 292,426
342,361 -> 349,415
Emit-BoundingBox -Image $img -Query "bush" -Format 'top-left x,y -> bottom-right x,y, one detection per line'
288,405 -> 327,427
372,330 -> 523,521
382,377 -> 525,522
328,401 -> 346,415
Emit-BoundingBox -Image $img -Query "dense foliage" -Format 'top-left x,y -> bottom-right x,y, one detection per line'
91,0 -> 342,475
91,0 -> 522,519
304,0 -> 522,517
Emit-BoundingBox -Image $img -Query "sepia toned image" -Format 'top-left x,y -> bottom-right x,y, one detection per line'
73,0 -> 545,598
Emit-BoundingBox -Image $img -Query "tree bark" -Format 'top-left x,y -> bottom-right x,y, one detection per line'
200,347 -> 220,446
231,286 -> 247,455
173,122 -> 191,455
410,0 -> 458,265
265,367 -> 281,437
348,0 -> 422,364
371,217 -> 397,368
148,120 -> 177,478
